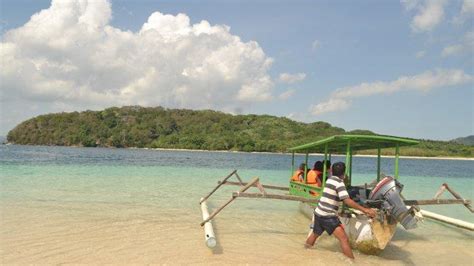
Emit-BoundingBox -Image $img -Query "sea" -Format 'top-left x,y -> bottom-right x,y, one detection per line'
1,145 -> 473,265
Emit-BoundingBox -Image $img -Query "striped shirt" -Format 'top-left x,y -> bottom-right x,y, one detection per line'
314,175 -> 349,217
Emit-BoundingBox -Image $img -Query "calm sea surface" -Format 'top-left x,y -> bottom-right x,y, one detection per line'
1,145 -> 473,264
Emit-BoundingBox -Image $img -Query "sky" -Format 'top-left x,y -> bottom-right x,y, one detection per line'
0,0 -> 473,140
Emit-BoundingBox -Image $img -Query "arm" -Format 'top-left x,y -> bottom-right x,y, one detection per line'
343,198 -> 377,218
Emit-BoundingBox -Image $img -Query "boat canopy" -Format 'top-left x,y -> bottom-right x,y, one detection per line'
288,134 -> 419,153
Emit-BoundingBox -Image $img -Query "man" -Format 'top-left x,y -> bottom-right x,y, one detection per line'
305,162 -> 376,259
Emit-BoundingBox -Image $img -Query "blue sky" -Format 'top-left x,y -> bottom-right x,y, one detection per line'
0,0 -> 473,140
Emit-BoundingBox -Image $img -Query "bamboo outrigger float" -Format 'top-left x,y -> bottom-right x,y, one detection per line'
199,135 -> 473,254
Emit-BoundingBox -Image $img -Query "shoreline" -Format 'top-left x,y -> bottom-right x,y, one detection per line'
148,147 -> 474,161
5,143 -> 472,161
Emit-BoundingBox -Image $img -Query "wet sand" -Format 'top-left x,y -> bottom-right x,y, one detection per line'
1,200 -> 473,265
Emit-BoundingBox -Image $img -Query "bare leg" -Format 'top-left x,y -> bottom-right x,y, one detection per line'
332,225 -> 354,259
305,230 -> 319,248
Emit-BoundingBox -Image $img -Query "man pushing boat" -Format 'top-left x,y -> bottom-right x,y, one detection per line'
305,162 -> 377,259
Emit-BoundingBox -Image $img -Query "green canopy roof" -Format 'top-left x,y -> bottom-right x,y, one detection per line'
288,134 -> 419,153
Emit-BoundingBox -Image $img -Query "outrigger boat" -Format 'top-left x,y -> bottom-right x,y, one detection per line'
199,135 -> 473,254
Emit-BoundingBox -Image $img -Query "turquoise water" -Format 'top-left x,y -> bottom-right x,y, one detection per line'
1,145 -> 473,264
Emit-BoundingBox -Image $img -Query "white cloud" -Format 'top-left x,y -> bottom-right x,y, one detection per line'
416,50 -> 426,58
278,89 -> 295,100
401,0 -> 421,11
441,44 -> 464,57
454,0 -> 474,24
0,0 -> 274,115
278,72 -> 306,84
311,40 -> 321,51
441,31 -> 474,57
460,0 -> 474,14
310,98 -> 350,115
402,0 -> 448,32
310,69 -> 473,115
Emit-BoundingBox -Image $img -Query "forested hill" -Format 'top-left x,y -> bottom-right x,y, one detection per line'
6,106 -> 473,157
452,135 -> 474,146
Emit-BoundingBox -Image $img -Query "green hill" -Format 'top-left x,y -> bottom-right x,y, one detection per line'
6,106 -> 473,157
452,135 -> 474,146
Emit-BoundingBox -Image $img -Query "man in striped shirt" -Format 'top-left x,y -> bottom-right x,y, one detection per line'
305,162 -> 376,259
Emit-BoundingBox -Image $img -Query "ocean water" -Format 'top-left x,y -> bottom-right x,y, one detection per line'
1,145 -> 473,264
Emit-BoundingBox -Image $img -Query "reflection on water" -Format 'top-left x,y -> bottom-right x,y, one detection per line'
0,145 -> 473,264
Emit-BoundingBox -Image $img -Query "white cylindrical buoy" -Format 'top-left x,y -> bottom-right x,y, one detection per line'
420,210 -> 474,231
200,198 -> 217,248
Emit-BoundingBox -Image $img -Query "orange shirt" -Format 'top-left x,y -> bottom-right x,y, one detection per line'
291,170 -> 304,182
307,170 -> 322,187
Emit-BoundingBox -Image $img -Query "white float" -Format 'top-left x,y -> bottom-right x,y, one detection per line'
200,198 -> 217,248
420,210 -> 474,231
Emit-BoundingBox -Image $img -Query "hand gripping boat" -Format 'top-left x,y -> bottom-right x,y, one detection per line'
199,135 -> 473,253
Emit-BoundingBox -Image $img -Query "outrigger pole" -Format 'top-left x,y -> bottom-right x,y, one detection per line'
200,170 -> 238,204
200,171 -> 473,229
418,183 -> 474,231
199,170 -> 317,228
433,183 -> 474,213
200,176 -> 262,226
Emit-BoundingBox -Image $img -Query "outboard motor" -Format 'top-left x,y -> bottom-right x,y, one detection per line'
369,176 -> 418,230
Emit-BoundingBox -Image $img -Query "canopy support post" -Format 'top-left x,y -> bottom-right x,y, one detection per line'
291,152 -> 295,179
345,140 -> 351,187
349,147 -> 353,186
322,144 -> 328,187
304,152 -> 309,183
377,148 -> 381,182
395,144 -> 399,179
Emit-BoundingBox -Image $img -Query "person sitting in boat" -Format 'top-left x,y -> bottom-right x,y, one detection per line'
307,161 -> 323,187
324,159 -> 331,175
291,163 -> 306,182
305,162 -> 376,259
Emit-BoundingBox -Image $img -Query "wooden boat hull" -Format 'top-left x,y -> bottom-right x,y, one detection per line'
299,202 -> 397,255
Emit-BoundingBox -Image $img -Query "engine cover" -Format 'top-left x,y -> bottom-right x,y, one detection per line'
369,176 -> 418,230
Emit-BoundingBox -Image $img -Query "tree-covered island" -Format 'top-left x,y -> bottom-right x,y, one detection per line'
6,106 -> 473,157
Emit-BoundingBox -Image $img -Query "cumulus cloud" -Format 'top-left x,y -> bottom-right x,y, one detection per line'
460,0 -> 474,14
441,31 -> 474,57
311,40 -> 321,51
442,44 -> 464,57
278,72 -> 306,84
278,89 -> 295,100
454,0 -> 474,24
310,98 -> 350,116
402,0 -> 448,32
415,50 -> 426,58
310,69 -> 473,115
0,0 -> 274,115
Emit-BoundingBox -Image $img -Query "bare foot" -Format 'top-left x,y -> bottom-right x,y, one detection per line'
304,243 -> 313,249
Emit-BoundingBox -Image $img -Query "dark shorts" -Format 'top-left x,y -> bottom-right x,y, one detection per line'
312,214 -> 341,236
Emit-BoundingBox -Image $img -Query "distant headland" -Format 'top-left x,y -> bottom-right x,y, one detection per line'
6,106 -> 473,158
